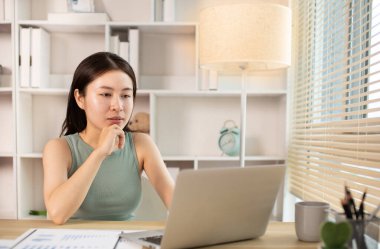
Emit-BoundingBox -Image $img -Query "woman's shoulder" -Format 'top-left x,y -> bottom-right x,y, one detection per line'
130,132 -> 152,145
43,137 -> 72,171
43,137 -> 71,159
129,132 -> 157,168
45,137 -> 69,147
130,132 -> 158,157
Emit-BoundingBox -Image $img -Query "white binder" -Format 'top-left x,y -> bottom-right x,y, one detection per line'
31,27 -> 50,88
20,27 -> 31,88
129,29 -> 140,87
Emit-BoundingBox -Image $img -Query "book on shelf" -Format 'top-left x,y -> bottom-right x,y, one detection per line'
20,27 -> 31,88
119,41 -> 130,62
110,30 -> 129,55
209,70 -> 218,90
200,68 -> 209,90
4,0 -> 12,21
109,35 -> 120,54
47,12 -> 109,24
0,0 -> 4,21
154,0 -> 164,21
129,28 -> 140,88
163,0 -> 175,22
31,28 -> 50,88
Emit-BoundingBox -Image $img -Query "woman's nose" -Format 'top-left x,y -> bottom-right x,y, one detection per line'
111,96 -> 123,111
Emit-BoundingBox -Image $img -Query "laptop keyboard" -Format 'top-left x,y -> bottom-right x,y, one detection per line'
142,235 -> 163,245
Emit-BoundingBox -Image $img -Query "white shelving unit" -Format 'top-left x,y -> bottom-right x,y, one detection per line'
0,1 -> 16,219
0,0 -> 289,220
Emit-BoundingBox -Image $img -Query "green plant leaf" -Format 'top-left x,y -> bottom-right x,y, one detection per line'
320,221 -> 352,248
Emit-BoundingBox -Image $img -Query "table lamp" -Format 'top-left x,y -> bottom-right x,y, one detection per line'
199,3 -> 291,167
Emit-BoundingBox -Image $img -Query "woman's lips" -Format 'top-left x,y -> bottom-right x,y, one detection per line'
107,117 -> 124,125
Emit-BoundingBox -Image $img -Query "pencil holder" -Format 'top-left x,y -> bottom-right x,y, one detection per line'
335,213 -> 379,249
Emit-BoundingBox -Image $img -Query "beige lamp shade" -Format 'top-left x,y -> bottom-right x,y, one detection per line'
199,3 -> 291,72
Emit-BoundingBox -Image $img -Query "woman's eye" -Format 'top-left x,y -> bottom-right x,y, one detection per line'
122,94 -> 131,99
100,93 -> 111,97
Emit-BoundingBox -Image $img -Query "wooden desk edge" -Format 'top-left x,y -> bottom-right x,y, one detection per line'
0,220 -> 319,248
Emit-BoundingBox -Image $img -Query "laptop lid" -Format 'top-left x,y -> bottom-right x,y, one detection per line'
160,165 -> 285,249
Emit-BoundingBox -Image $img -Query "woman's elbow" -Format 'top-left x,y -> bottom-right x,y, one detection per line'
51,216 -> 68,225
47,207 -> 69,225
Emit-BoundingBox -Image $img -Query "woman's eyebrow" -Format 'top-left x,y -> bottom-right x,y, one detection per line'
99,86 -> 133,91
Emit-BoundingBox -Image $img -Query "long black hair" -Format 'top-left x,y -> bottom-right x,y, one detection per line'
60,52 -> 137,136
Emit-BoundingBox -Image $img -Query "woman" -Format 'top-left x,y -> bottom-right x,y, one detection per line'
43,52 -> 174,225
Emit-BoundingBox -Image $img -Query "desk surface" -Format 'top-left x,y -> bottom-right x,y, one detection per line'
0,219 -> 319,248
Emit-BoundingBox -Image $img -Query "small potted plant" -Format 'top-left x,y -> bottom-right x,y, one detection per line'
320,221 -> 352,249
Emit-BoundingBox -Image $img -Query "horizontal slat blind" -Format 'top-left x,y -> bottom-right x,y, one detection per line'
289,0 -> 380,214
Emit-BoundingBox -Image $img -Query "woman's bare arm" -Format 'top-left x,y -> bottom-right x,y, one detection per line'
43,138 -> 106,224
43,125 -> 125,224
134,133 -> 175,209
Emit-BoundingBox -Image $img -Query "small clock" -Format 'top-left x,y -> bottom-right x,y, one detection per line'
218,120 -> 240,156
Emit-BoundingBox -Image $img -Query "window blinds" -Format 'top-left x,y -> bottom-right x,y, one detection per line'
289,0 -> 380,213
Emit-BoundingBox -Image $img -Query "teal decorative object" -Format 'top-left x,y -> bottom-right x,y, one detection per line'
320,221 -> 352,249
218,120 -> 240,156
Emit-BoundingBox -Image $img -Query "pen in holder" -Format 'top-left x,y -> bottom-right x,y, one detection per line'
335,213 -> 379,249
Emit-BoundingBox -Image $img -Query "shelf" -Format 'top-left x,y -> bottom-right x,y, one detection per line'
196,156 -> 239,161
19,153 -> 43,159
164,156 -> 277,162
18,20 -> 105,33
19,88 -> 68,95
164,155 -> 286,162
245,155 -> 286,161
0,152 -> 13,157
144,90 -> 286,97
197,156 -> 286,161
247,90 -> 287,96
153,90 -> 241,97
0,87 -> 12,94
109,22 -> 196,34
163,156 -> 199,161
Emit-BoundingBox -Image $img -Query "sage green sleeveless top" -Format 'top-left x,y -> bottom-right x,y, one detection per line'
64,132 -> 141,220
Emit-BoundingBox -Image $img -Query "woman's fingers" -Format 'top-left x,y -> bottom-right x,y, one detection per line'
97,125 -> 125,156
117,132 -> 125,149
112,125 -> 125,150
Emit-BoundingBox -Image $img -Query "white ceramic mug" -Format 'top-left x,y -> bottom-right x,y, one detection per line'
295,201 -> 330,242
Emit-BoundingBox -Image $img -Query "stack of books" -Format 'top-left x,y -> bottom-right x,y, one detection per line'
19,27 -> 50,88
200,69 -> 219,90
109,28 -> 140,87
0,0 -> 13,21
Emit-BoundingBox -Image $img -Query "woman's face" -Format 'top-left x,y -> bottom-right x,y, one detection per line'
75,70 -> 134,132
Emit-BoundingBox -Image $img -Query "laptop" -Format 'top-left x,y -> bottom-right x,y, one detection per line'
124,165 -> 285,249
